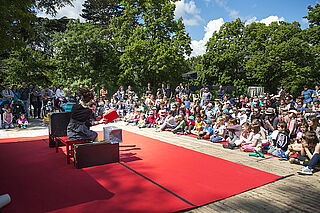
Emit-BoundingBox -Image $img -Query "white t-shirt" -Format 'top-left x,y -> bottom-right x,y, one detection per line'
217,125 -> 226,138
239,114 -> 247,125
55,89 -> 65,98
253,133 -> 262,146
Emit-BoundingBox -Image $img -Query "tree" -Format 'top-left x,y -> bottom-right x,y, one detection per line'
81,0 -> 123,25
201,18 -> 246,93
0,0 -> 34,54
304,3 -> 320,27
303,3 -> 320,92
51,20 -> 121,87
109,0 -> 192,88
1,47 -> 52,86
0,0 -> 74,54
29,17 -> 71,56
201,17 -> 315,95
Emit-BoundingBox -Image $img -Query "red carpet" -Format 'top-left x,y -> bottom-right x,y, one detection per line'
0,131 -> 281,212
116,131 -> 280,206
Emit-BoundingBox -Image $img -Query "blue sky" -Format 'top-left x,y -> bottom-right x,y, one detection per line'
37,0 -> 319,57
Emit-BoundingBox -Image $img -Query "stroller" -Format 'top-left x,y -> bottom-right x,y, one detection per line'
42,99 -> 54,117
11,100 -> 25,123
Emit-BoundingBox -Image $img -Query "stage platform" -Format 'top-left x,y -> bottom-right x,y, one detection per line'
0,120 -> 319,212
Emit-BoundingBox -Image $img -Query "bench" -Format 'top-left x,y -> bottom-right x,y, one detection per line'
55,136 -> 91,164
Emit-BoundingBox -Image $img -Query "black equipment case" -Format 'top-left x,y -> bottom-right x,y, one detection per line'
73,142 -> 119,169
49,112 -> 71,147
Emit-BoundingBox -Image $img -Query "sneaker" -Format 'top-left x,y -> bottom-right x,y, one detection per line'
297,166 -> 312,175
222,144 -> 230,149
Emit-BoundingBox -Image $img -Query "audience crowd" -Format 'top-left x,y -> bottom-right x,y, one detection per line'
1,82 -> 320,175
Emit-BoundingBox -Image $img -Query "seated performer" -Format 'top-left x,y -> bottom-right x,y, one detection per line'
67,87 -> 104,141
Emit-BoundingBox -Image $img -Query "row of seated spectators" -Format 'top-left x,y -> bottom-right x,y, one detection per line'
100,85 -> 320,176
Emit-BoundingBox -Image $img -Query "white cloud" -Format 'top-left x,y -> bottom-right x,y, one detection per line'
174,0 -> 204,26
215,0 -> 239,19
302,18 -> 309,24
260,16 -> 284,25
245,16 -> 285,26
245,17 -> 257,26
190,18 -> 224,57
37,0 -> 85,21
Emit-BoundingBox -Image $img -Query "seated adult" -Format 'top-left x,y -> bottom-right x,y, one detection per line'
67,87 -> 104,141
264,108 -> 279,134
156,110 -> 176,132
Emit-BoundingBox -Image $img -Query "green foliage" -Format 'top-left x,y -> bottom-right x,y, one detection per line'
29,17 -> 70,56
109,0 -> 192,88
1,47 -> 51,86
51,20 -> 121,87
2,1 -> 320,96
0,0 -> 35,53
33,0 -> 74,16
198,12 -> 320,96
0,0 -> 74,54
81,0 -> 123,25
304,3 -> 320,27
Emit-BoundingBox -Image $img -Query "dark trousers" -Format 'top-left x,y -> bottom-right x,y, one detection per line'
32,100 -> 42,118
308,153 -> 320,169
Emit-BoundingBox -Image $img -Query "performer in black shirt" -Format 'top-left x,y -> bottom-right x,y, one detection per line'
67,87 -> 104,141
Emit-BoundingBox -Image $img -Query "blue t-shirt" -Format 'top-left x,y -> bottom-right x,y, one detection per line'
297,107 -> 306,112
301,89 -> 312,103
184,100 -> 191,109
204,126 -> 214,136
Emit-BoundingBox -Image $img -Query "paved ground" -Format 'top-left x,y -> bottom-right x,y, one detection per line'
2,120 -> 320,212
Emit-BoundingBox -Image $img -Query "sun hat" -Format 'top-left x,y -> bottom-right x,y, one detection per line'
188,116 -> 195,120
265,108 -> 275,115
204,119 -> 212,124
289,109 -> 298,115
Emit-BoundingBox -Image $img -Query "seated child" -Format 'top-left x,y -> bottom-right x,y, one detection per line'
240,124 -> 262,152
192,116 -> 204,135
43,111 -> 50,126
185,116 -> 195,134
289,131 -> 318,166
234,122 -> 251,147
124,109 -> 134,122
3,107 -> 14,129
127,109 -> 140,125
138,114 -> 146,128
298,139 -> 320,175
223,118 -> 243,149
197,119 -> 213,140
156,111 -> 176,132
17,114 -> 28,128
210,117 -> 226,143
146,111 -> 156,128
285,122 -> 307,157
173,114 -> 186,134
268,122 -> 289,157
156,110 -> 166,126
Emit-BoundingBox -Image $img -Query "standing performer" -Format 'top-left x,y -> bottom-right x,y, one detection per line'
67,87 -> 104,141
